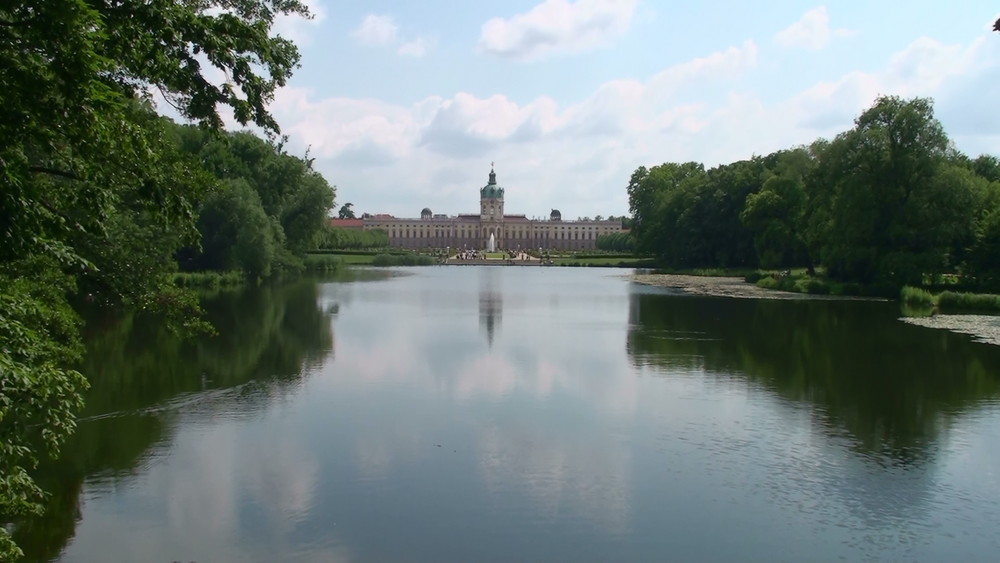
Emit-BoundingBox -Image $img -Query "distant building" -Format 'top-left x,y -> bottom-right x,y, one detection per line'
349,167 -> 627,250
327,218 -> 364,229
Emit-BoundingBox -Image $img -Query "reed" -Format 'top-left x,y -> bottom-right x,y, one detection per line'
900,286 -> 935,307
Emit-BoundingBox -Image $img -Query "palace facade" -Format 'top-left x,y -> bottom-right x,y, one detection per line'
341,168 -> 627,251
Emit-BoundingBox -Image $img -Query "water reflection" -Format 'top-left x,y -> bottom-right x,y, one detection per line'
17,269 -> 1000,561
626,291 -> 1000,559
479,268 -> 502,346
17,280 -> 335,561
626,292 -> 1000,463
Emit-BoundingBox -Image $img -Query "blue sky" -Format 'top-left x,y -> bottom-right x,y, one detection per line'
242,1 -> 1000,219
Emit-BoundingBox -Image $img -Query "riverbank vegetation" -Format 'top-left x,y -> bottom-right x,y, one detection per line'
627,96 -> 1000,298
553,254 -> 655,267
901,286 -> 1000,313
173,128 -> 335,280
372,254 -> 437,266
0,0 -> 323,558
173,271 -> 247,289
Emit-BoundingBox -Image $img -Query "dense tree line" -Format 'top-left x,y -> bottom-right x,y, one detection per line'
174,127 -> 335,278
628,96 -> 1000,291
596,232 -> 636,252
0,1 -> 318,558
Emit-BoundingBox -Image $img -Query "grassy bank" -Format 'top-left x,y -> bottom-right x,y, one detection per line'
901,286 -> 1000,313
307,249 -> 446,266
372,253 -> 436,266
303,253 -> 345,271
173,270 -> 245,288
744,268 -> 902,297
658,267 -> 758,278
551,254 -> 655,267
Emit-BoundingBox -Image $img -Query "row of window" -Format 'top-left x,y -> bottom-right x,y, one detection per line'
384,228 -> 607,240
372,223 -> 613,231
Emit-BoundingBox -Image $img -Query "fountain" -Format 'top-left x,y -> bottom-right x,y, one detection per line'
487,233 -> 496,253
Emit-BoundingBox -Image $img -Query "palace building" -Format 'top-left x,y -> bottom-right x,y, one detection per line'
337,167 -> 627,251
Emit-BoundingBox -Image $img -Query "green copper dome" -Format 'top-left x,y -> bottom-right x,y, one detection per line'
480,168 -> 504,199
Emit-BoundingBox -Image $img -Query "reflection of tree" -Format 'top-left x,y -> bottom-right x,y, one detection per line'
626,292 -> 1000,538
626,293 -> 1000,462
15,281 -> 333,560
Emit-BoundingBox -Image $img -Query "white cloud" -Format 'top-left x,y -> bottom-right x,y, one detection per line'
269,87 -> 421,163
262,35 -> 999,219
774,6 -> 853,51
479,0 -> 637,60
273,0 -> 326,45
351,14 -> 398,46
350,13 -> 433,58
885,36 -> 972,92
398,37 -> 433,57
647,40 -> 758,93
419,93 -> 563,155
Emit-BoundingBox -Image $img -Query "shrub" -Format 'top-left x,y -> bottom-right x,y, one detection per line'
840,283 -> 863,296
757,276 -> 795,291
900,286 -> 935,307
303,254 -> 344,271
173,271 -> 245,288
937,291 -> 1000,312
804,279 -> 830,294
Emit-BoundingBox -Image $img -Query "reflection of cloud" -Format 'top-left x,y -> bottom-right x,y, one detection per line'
352,424 -> 425,483
61,417 -> 352,562
324,268 -> 638,414
308,268 -> 643,541
477,420 -> 632,534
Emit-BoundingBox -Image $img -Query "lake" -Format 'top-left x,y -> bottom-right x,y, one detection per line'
19,266 -> 1000,562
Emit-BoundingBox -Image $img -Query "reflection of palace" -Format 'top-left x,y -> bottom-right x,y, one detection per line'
479,270 -> 502,346
334,167 -> 628,250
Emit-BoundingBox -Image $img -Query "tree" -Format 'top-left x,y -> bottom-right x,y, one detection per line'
741,149 -> 816,270
742,177 -> 807,268
174,126 -> 334,268
0,1 -> 311,558
596,232 -> 635,252
339,203 -> 356,219
812,96 -> 974,287
626,162 -> 705,257
193,179 -> 281,278
633,159 -> 763,268
970,155 -> 1000,183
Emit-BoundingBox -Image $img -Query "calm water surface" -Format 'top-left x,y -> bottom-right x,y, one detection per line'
19,267 -> 1000,562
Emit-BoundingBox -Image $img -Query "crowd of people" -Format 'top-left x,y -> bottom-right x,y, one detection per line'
450,249 -> 536,262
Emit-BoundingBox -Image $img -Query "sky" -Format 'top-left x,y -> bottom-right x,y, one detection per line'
218,1 -> 1000,219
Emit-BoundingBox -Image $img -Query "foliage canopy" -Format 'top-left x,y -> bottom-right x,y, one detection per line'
627,96 -> 1000,291
1,0 -> 314,558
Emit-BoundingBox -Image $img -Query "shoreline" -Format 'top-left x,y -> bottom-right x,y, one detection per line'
629,273 -> 879,300
630,273 -> 1000,345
